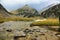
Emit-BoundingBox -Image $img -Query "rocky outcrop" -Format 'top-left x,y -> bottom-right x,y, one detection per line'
41,4 -> 60,18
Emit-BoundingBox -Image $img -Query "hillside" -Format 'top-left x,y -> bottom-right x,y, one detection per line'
0,4 -> 11,17
41,4 -> 60,18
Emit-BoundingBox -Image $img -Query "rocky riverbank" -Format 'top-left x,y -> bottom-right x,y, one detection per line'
0,21 -> 59,40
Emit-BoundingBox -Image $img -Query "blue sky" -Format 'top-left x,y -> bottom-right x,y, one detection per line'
0,0 -> 60,11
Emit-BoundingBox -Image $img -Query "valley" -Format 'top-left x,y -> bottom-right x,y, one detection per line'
0,3 -> 60,40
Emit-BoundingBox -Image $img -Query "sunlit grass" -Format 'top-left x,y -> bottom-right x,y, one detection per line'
31,18 -> 59,26
0,17 -> 34,23
0,17 -> 59,26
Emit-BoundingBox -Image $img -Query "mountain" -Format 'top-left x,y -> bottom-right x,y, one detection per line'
39,3 -> 58,14
11,5 -> 40,18
0,4 -> 11,17
40,4 -> 60,18
11,4 -> 60,18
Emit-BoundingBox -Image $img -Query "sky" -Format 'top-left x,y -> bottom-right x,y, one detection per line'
0,0 -> 60,11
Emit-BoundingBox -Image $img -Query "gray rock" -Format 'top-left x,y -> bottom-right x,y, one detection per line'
23,28 -> 32,34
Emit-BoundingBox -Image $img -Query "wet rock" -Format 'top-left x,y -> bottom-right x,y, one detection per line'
28,32 -> 33,34
23,28 -> 32,34
33,28 -> 40,32
6,29 -> 12,32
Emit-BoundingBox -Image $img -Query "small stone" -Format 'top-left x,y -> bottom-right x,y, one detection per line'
23,29 -> 32,34
6,29 -> 12,32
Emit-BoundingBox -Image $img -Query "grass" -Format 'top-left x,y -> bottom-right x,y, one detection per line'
0,17 -> 59,26
0,16 -> 34,23
30,18 -> 59,26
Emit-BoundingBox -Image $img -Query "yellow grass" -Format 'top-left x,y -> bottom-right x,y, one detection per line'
31,18 -> 59,26
0,17 -> 34,23
0,17 -> 59,26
